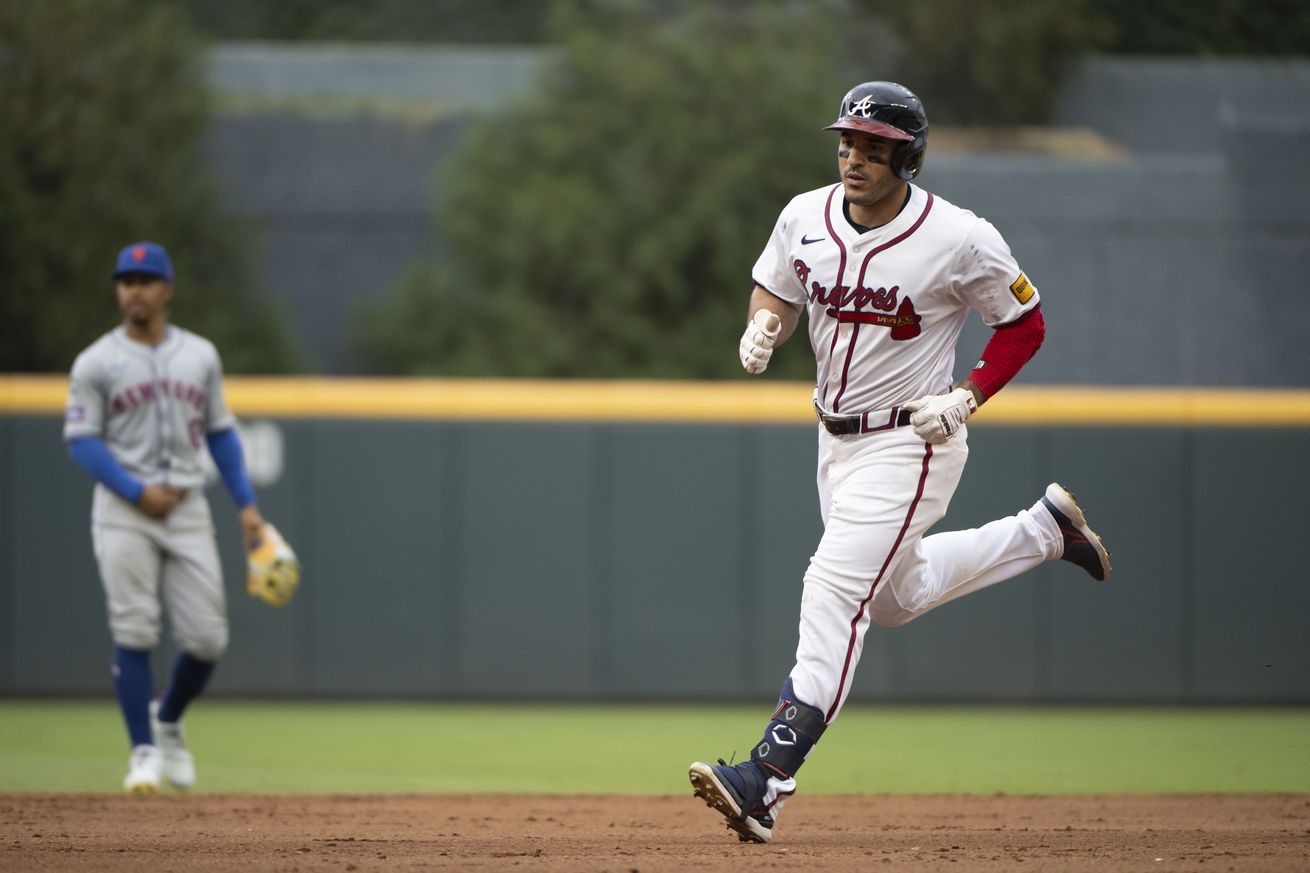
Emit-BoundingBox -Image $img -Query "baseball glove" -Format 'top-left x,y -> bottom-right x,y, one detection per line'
246,522 -> 300,607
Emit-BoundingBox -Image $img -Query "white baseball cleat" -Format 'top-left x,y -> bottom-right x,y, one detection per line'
123,744 -> 163,793
150,699 -> 196,789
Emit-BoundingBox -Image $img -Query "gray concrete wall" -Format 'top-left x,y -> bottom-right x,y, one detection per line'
208,113 -> 468,370
209,43 -> 552,108
205,42 -> 554,373
4,411 -> 1307,703
926,150 -> 1310,388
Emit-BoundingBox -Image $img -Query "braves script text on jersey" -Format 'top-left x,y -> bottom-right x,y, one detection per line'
753,183 -> 1039,416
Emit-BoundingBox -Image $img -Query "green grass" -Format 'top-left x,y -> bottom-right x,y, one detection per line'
1,700 -> 1307,794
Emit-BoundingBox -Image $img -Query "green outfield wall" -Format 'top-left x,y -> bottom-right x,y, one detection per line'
2,377 -> 1307,703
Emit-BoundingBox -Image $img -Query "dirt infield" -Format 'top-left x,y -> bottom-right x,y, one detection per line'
2,793 -> 1307,872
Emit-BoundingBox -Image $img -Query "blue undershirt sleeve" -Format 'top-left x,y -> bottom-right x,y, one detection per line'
205,427 -> 256,509
67,436 -> 145,505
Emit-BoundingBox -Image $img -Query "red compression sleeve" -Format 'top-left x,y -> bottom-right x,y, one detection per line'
966,305 -> 1045,400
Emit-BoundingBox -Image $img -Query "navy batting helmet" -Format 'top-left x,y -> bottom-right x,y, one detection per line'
824,81 -> 928,181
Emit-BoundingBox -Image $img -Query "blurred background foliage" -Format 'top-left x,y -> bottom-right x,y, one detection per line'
354,3 -> 847,378
2,0 -> 1306,374
351,0 -> 1118,377
1094,0 -> 1310,55
870,0 -> 1115,125
186,0 -> 557,44
182,0 -> 1310,57
0,0 -> 297,373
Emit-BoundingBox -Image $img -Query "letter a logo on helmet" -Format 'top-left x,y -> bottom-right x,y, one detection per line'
824,81 -> 929,181
848,95 -> 880,118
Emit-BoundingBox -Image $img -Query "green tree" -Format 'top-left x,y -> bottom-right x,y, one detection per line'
866,0 -> 1114,124
0,0 -> 296,373
183,0 -> 555,43
356,3 -> 847,378
1091,0 -> 1310,54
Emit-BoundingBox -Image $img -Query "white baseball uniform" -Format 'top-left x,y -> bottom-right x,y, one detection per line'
752,183 -> 1066,722
64,326 -> 234,659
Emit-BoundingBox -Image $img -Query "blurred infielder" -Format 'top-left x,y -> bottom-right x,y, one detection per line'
689,82 -> 1112,843
64,242 -> 266,792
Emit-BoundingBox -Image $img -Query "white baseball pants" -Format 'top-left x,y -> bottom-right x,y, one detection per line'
790,425 -> 1063,723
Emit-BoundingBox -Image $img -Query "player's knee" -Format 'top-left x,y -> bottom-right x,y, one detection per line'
110,616 -> 161,650
869,571 -> 940,628
868,597 -> 915,628
179,622 -> 228,662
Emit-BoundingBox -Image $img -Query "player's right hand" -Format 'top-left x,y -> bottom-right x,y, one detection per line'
739,309 -> 783,374
137,484 -> 185,519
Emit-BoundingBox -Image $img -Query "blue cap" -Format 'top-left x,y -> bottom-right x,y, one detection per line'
113,241 -> 174,282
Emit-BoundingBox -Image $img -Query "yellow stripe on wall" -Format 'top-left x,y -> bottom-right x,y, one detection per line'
4,374 -> 1310,427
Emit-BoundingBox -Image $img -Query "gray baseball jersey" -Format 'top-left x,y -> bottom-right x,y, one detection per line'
64,325 -> 235,489
64,324 -> 234,660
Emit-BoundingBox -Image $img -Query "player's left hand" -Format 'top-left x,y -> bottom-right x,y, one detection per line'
238,504 -> 266,550
246,522 -> 301,608
903,387 -> 978,444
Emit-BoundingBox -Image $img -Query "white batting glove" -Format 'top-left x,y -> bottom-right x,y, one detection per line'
739,309 -> 782,374
902,387 -> 978,444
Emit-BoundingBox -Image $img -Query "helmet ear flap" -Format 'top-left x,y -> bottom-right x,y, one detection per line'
893,138 -> 928,181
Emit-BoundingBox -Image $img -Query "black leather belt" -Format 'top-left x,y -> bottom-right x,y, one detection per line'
815,403 -> 912,435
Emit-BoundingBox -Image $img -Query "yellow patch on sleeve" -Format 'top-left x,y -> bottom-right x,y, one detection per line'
1009,273 -> 1035,304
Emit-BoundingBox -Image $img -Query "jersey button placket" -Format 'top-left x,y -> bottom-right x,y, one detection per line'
150,347 -> 171,484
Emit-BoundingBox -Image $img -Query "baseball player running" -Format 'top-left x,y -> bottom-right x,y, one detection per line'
689,82 -> 1112,843
64,242 -> 266,792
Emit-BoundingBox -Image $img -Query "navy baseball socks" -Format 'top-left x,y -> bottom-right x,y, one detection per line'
689,679 -> 827,843
1040,482 -> 1113,581
113,647 -> 162,792
151,653 -> 213,790
112,647 -> 154,747
158,652 -> 215,721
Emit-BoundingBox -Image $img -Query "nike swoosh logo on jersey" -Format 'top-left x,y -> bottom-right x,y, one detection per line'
801,235 -> 824,245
